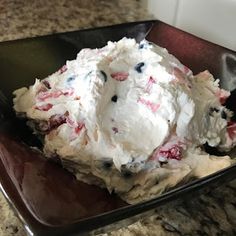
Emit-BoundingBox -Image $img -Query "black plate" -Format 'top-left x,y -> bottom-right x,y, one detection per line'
0,20 -> 236,236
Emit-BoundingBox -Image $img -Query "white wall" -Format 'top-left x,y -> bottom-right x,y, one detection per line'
147,0 -> 179,25
147,0 -> 236,51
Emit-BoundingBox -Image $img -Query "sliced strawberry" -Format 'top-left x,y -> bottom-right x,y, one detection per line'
158,145 -> 182,161
145,76 -> 156,93
138,97 -> 160,113
35,103 -> 53,111
48,114 -> 67,131
75,123 -> 85,134
37,89 -> 74,101
111,72 -> 129,81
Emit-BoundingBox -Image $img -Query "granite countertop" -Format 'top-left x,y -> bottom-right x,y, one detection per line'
1,1 -> 236,235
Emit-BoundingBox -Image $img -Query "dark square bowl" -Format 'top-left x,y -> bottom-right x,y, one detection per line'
0,20 -> 236,236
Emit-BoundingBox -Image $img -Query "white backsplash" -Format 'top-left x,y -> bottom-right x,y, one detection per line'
147,0 -> 236,51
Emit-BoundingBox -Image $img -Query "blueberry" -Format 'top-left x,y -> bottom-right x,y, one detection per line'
211,107 -> 219,112
111,95 -> 118,102
139,41 -> 151,49
100,70 -> 107,82
135,62 -> 145,73
67,76 -> 75,82
102,160 -> 113,170
121,165 -> 133,178
126,161 -> 144,173
221,110 -> 227,119
121,169 -> 133,179
209,107 -> 219,116
85,71 -> 92,79
139,43 -> 145,49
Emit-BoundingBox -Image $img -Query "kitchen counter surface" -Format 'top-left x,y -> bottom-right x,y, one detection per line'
1,1 -> 236,235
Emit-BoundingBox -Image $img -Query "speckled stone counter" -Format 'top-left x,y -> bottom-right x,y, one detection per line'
1,1 -> 236,236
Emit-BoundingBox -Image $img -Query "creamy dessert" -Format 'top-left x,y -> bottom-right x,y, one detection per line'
13,38 -> 236,203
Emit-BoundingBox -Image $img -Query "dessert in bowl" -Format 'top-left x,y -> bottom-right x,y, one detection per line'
13,38 -> 236,204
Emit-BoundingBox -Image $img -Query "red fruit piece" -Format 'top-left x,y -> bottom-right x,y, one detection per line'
183,65 -> 191,74
42,80 -> 51,89
112,127 -> 118,134
75,123 -> 85,134
37,90 -> 63,101
66,116 -> 75,127
37,89 -> 74,102
215,88 -> 230,105
227,121 -> 236,140
35,103 -> 53,111
48,114 -> 67,131
145,76 -> 156,93
158,145 -> 182,161
138,98 -> 160,113
63,89 -> 74,96
37,80 -> 51,93
111,72 -> 129,81
59,65 -> 67,74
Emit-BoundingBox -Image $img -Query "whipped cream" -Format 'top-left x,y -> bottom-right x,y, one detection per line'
13,38 -> 236,202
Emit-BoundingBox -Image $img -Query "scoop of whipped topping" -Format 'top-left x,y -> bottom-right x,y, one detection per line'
13,38 -> 236,202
